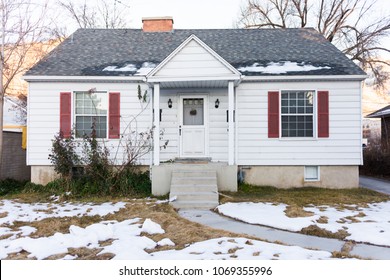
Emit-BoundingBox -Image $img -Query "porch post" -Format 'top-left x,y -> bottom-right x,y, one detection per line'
228,81 -> 235,165
153,83 -> 160,166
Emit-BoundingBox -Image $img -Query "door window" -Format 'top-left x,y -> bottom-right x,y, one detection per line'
183,98 -> 204,125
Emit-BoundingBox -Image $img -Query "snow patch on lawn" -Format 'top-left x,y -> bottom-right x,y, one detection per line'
152,237 -> 332,260
0,218 -> 333,260
0,200 -> 126,225
0,200 -> 337,260
157,238 -> 175,247
217,202 -> 390,246
141,219 -> 165,234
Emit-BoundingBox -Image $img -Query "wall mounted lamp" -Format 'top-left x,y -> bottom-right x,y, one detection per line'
168,98 -> 172,108
215,99 -> 220,108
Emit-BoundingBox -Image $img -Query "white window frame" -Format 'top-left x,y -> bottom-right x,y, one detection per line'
304,166 -> 320,181
74,91 -> 108,139
280,90 -> 317,139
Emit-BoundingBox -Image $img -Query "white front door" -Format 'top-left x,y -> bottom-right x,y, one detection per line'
179,96 -> 208,157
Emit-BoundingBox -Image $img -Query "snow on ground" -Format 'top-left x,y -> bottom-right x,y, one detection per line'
238,61 -> 331,74
217,202 -> 390,247
152,237 -> 332,260
0,200 -> 334,260
141,218 -> 165,234
0,200 -> 126,225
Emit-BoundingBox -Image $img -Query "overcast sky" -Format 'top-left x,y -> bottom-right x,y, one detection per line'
127,0 -> 243,28
62,0 -> 390,30
124,0 -> 390,29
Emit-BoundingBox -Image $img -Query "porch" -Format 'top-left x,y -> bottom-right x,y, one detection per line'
149,83 -> 239,207
151,161 -> 237,209
149,83 -> 239,198
145,34 -> 242,202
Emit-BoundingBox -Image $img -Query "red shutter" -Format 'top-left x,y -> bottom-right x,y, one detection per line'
60,92 -> 71,138
109,92 -> 120,139
268,91 -> 279,138
318,91 -> 329,138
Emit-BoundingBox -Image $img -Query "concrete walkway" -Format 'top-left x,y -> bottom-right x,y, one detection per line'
179,209 -> 390,260
360,175 -> 390,195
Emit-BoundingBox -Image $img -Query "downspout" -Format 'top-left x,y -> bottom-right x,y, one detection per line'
383,116 -> 389,151
148,81 -> 154,180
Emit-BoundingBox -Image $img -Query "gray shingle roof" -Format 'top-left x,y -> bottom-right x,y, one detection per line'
25,28 -> 366,77
366,105 -> 390,118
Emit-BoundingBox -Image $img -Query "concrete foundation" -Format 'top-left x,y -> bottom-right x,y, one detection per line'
31,166 -> 59,185
242,165 -> 359,189
152,163 -> 237,196
31,164 -> 359,191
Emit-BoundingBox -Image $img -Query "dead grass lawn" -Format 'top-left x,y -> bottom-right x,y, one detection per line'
221,185 -> 389,207
2,200 -> 254,260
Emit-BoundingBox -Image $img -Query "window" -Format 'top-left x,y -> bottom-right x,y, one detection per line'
74,91 -> 108,138
183,98 -> 204,125
281,90 -> 314,137
305,166 -> 320,181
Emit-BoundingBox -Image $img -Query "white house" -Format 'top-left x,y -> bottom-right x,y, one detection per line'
24,17 -> 366,205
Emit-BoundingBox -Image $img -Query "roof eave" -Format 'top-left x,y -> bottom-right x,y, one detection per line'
241,74 -> 368,82
22,75 -> 145,82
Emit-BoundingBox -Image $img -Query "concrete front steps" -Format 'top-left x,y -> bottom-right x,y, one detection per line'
169,170 -> 219,209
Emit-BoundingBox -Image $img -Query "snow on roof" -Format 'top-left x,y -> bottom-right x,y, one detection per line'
102,62 -> 157,75
238,61 -> 331,74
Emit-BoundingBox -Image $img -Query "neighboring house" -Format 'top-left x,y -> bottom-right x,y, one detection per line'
1,97 -> 30,181
24,17 -> 366,194
366,105 -> 390,150
0,128 -> 30,181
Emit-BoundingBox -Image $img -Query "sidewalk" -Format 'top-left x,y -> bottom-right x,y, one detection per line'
179,209 -> 390,260
360,176 -> 390,195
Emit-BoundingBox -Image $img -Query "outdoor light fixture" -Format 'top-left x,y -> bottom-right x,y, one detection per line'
215,99 -> 220,108
168,98 -> 172,108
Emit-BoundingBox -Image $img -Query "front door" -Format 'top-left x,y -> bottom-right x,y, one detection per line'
179,96 -> 208,157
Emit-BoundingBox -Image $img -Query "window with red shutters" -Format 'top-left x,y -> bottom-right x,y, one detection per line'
268,91 -> 279,138
109,92 -> 120,139
74,91 -> 108,138
318,91 -> 329,138
60,91 -> 120,139
60,92 -> 71,138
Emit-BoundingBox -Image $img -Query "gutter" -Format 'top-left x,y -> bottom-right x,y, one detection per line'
241,75 -> 368,82
22,75 -> 145,83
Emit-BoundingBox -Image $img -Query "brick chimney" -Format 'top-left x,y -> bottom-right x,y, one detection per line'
142,17 -> 174,32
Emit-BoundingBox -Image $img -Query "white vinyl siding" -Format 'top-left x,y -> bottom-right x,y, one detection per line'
28,79 -> 361,167
236,81 -> 362,166
27,82 -> 151,166
153,40 -> 235,78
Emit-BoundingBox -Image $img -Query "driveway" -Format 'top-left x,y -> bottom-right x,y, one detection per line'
359,175 -> 390,195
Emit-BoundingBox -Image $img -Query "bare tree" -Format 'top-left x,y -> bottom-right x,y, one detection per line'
58,0 -> 131,29
0,0 -> 53,174
238,0 -> 390,88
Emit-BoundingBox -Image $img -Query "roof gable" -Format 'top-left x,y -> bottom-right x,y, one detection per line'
147,34 -> 241,80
